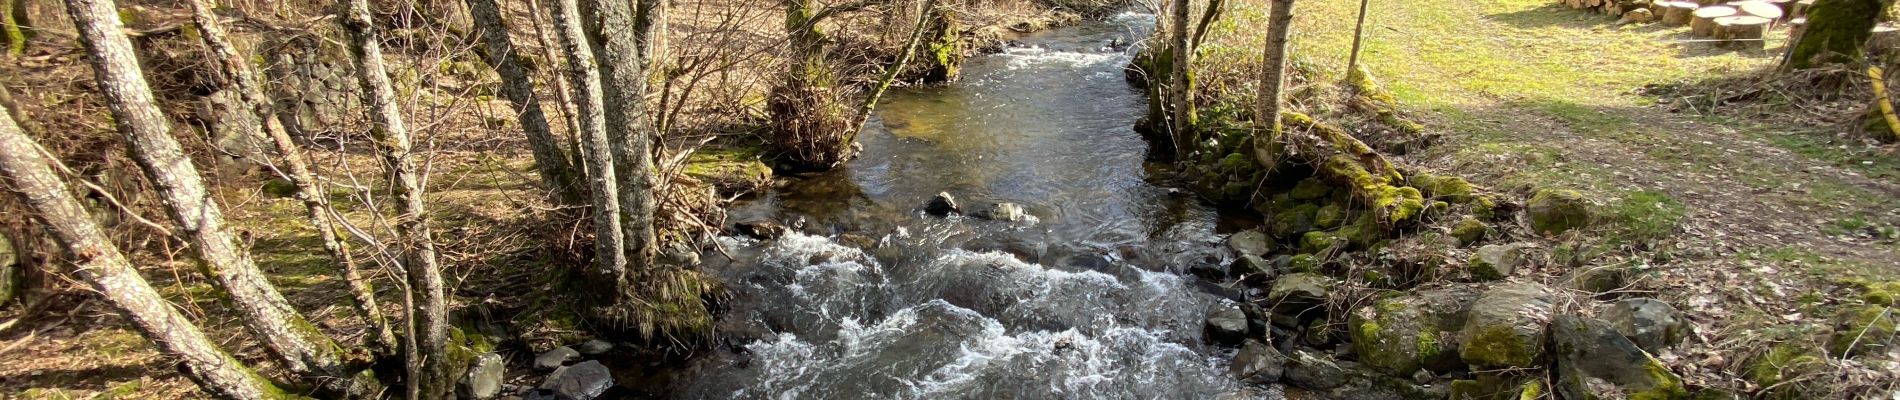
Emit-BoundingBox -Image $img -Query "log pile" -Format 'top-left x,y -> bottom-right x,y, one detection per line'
1560,0 -> 1799,48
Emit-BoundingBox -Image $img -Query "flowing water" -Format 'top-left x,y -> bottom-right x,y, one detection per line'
669,14 -> 1259,399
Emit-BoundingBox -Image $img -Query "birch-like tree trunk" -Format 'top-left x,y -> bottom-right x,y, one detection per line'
338,0 -> 450,397
552,0 -> 626,278
0,107 -> 292,400
591,0 -> 658,280
1252,0 -> 1296,168
1166,0 -> 1196,160
466,0 -> 582,204
64,0 -> 345,379
182,0 -> 395,358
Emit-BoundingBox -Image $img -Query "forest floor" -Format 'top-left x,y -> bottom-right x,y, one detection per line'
1283,0 -> 1900,392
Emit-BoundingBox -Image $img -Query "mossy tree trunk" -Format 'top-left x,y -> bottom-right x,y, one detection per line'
183,0 -> 396,362
550,0 -> 627,278
0,106 -> 296,400
2,0 -> 24,56
1253,0 -> 1296,168
921,4 -> 962,83
466,0 -> 583,204
589,0 -> 660,299
1166,0 -> 1197,161
769,0 -> 858,171
1784,0 -> 1883,69
339,0 -> 452,397
65,0 -> 354,388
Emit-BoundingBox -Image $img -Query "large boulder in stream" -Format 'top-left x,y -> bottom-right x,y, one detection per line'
1230,339 -> 1286,384
1457,282 -> 1554,369
534,360 -> 616,400
1267,273 -> 1333,321
1550,315 -> 1689,400
1205,306 -> 1252,347
1348,285 -> 1482,376
1226,230 -> 1273,257
973,202 -> 1030,222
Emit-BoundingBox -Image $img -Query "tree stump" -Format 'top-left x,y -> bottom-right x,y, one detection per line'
1692,5 -> 1738,36
1714,15 -> 1771,48
1661,1 -> 1700,25
1732,1 -> 1785,22
1871,25 -> 1900,55
1621,8 -> 1657,23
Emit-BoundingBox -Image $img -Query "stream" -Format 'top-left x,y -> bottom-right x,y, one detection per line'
667,13 -> 1260,399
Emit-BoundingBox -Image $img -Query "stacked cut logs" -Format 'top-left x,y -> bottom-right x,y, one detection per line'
1562,0 -> 1800,49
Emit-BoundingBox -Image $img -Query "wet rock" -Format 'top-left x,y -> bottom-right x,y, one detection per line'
974,202 -> 1029,222
1457,282 -> 1553,369
1268,273 -> 1332,319
1230,254 -> 1274,282
1450,217 -> 1487,247
733,220 -> 788,240
1550,315 -> 1688,400
1226,230 -> 1273,257
926,192 -> 959,216
1283,349 -> 1443,400
1527,189 -> 1592,235
1349,286 -> 1482,376
1467,244 -> 1525,281
1825,304 -> 1897,357
1217,385 -> 1287,400
1206,306 -> 1252,347
1231,339 -> 1287,384
576,339 -> 614,355
537,360 -> 615,400
837,233 -> 879,250
1600,298 -> 1691,354
534,346 -> 580,371
459,352 -> 505,400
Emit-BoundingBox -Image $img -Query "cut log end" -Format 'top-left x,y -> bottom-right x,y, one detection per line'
1713,15 -> 1770,49
1690,5 -> 1738,37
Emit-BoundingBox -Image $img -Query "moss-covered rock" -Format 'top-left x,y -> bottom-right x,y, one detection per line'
1458,282 -> 1553,368
1467,244 -> 1525,281
1340,213 -> 1386,249
1270,203 -> 1322,239
1448,374 -> 1542,400
1746,342 -> 1824,400
1301,231 -> 1344,254
1226,230 -> 1273,257
1411,172 -> 1476,202
1451,217 -> 1488,247
1600,298 -> 1691,354
1315,204 -> 1348,230
1470,195 -> 1501,221
1825,304 -> 1897,357
1291,178 -> 1333,200
1527,189 -> 1592,235
1287,254 -> 1322,274
1550,315 -> 1689,400
1269,273 -> 1334,318
1349,286 -> 1481,376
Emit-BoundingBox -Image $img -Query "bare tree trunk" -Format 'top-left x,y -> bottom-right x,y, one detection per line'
0,108 -> 292,400
525,0 -> 585,170
182,0 -> 395,359
635,0 -> 667,70
2,0 -> 23,57
1346,0 -> 1370,72
1253,0 -> 1296,168
338,0 -> 450,398
466,0 -> 582,204
592,0 -> 658,282
1167,0 -> 1195,160
64,0 -> 347,380
552,0 -> 626,278
846,0 -> 935,144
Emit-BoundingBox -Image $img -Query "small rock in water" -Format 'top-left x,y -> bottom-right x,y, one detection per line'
733,220 -> 787,240
1230,339 -> 1287,384
576,339 -> 614,355
925,192 -> 960,216
1205,306 -> 1251,347
974,202 -> 1029,222
537,360 -> 615,400
1600,298 -> 1690,354
458,352 -> 505,400
534,346 -> 580,371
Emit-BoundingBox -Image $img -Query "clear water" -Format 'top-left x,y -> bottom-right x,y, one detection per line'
670,13 -> 1255,399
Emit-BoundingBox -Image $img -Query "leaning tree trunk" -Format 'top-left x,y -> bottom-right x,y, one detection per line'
0,107 -> 293,400
338,0 -> 450,398
1253,0 -> 1296,168
846,0 -> 936,145
592,0 -> 658,291
2,0 -> 23,56
552,0 -> 626,278
182,0 -> 396,359
65,0 -> 348,380
1784,0 -> 1883,69
466,0 -> 582,204
1167,0 -> 1196,160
